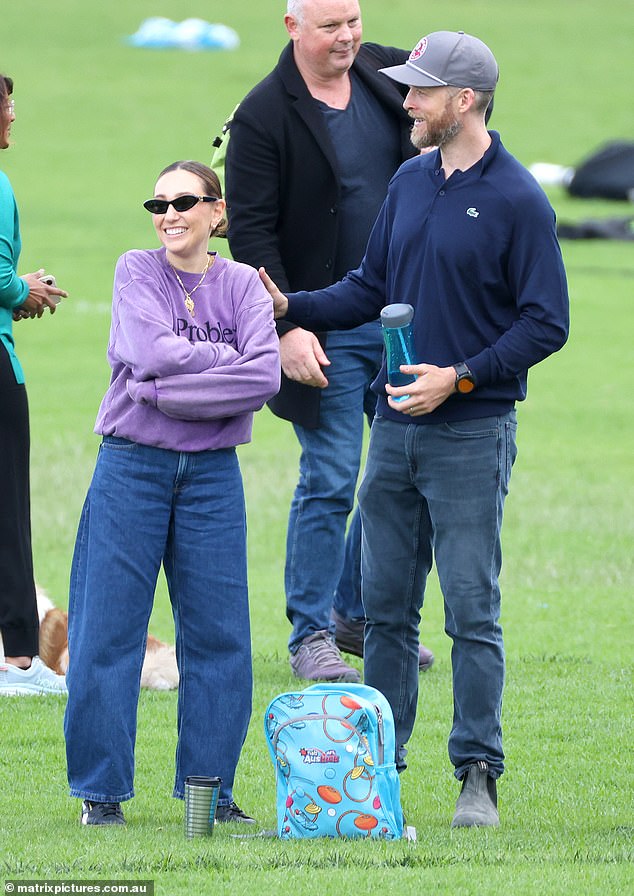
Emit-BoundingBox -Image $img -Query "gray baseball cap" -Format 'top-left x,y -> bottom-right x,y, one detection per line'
380,31 -> 499,91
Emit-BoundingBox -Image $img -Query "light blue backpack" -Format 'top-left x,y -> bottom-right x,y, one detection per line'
264,682 -> 403,840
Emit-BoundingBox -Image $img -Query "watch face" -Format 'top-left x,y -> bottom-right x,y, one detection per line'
457,376 -> 475,394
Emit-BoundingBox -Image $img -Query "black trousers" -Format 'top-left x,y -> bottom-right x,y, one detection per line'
0,341 -> 38,657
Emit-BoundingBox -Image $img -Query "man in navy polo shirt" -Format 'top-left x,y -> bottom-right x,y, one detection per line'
261,30 -> 569,827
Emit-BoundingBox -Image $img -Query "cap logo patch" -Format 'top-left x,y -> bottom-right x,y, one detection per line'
409,38 -> 427,61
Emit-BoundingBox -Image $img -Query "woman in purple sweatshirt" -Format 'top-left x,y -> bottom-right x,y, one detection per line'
64,161 -> 280,827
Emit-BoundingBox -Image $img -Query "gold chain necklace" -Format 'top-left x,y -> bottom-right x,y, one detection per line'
169,254 -> 213,318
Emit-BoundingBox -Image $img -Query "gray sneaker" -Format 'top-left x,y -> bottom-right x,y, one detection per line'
290,631 -> 361,683
451,761 -> 499,828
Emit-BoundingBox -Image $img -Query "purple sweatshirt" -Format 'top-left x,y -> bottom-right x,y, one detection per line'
95,248 -> 280,452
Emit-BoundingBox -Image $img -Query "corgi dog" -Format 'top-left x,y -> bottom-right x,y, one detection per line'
36,587 -> 179,691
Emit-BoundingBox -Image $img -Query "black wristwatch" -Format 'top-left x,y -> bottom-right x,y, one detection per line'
453,362 -> 476,394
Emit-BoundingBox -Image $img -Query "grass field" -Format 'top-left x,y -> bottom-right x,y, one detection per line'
1,1 -> 633,894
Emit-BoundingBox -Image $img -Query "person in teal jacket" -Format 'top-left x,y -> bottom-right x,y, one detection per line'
0,73 -> 68,696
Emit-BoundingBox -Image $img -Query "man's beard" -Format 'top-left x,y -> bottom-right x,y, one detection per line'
410,105 -> 462,151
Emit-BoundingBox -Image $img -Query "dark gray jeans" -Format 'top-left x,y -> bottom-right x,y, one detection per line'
358,411 -> 517,779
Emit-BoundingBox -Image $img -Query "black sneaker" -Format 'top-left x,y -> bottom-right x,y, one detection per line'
215,800 -> 256,824
81,800 -> 126,826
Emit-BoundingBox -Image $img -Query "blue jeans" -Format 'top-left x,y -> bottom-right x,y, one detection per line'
286,323 -> 383,652
64,437 -> 252,805
358,412 -> 517,779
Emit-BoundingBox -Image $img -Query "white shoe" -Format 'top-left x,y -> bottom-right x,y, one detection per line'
0,657 -> 68,695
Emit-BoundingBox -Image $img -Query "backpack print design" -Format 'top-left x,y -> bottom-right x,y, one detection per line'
264,683 -> 403,839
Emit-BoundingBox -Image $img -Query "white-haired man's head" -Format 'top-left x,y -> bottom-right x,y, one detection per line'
287,0 -> 305,23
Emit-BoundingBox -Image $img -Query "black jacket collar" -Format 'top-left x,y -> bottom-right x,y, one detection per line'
275,42 -> 410,173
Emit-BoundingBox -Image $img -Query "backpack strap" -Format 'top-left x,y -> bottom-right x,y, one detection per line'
210,103 -> 241,198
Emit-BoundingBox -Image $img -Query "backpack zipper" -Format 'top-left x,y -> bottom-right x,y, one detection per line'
373,704 -> 385,765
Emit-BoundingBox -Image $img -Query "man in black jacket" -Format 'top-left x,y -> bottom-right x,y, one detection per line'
225,0 -> 433,681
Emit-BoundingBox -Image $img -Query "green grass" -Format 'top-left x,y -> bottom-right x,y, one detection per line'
1,1 -> 633,894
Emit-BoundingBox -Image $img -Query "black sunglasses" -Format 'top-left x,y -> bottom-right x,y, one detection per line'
143,194 -> 218,214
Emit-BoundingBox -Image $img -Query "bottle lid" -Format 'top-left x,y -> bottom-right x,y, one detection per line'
380,303 -> 414,328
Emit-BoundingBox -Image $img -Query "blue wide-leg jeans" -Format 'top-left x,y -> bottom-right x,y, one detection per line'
64,437 -> 252,804
358,412 -> 517,779
286,324 -> 383,652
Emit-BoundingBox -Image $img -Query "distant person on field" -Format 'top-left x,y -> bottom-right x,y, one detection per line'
261,31 -> 569,827
225,0 -> 433,683
0,73 -> 68,697
63,161 -> 280,826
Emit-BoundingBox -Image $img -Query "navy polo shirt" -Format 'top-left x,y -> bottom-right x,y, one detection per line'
285,132 -> 570,425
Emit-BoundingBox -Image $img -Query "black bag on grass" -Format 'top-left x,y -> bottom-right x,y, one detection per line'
557,216 -> 634,240
567,141 -> 634,201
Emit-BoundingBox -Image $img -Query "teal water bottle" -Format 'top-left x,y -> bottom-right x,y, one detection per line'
380,304 -> 417,400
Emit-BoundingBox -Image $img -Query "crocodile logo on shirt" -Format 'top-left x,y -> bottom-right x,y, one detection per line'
466,207 -> 480,218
